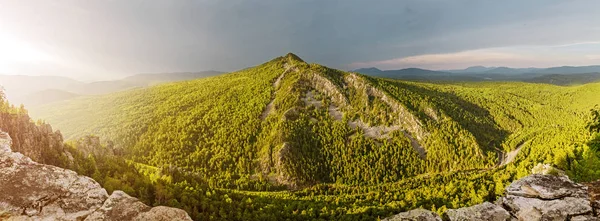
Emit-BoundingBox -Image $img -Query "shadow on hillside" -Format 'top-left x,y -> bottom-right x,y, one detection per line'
380,79 -> 510,152
589,135 -> 600,151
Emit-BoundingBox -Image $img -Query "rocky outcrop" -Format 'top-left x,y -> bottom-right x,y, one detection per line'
502,174 -> 593,220
384,166 -> 600,221
382,208 -> 442,221
307,73 -> 348,107
446,202 -> 510,221
86,191 -> 192,221
345,74 -> 428,141
0,132 -> 192,221
0,112 -> 65,165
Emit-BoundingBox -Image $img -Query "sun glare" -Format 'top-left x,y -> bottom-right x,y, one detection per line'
0,32 -> 53,73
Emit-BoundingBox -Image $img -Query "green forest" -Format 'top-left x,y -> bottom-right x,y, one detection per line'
2,53 -> 598,220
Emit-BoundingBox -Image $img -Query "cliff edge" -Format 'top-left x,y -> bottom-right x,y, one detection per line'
0,131 -> 193,221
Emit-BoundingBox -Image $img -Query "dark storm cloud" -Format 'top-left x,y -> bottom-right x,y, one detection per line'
0,0 -> 599,78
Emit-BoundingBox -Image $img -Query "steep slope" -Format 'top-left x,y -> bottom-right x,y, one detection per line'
0,99 -> 68,166
32,54 -> 503,188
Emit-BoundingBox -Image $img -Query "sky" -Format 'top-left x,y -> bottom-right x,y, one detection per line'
1,0 -> 600,80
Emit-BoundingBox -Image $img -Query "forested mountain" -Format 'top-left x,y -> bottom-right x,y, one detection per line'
28,53 -> 600,220
67,71 -> 223,95
526,73 -> 600,86
0,90 -> 69,167
355,65 -> 600,84
0,75 -> 83,103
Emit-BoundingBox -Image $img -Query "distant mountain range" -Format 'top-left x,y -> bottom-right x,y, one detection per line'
353,65 -> 600,84
0,71 -> 222,107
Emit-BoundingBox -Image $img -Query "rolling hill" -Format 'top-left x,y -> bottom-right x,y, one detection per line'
356,65 -> 600,84
526,73 -> 600,85
0,75 -> 83,102
1,71 -> 221,107
68,71 -> 223,95
30,53 -> 600,220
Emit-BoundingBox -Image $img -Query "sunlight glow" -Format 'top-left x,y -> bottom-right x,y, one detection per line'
0,32 -> 53,73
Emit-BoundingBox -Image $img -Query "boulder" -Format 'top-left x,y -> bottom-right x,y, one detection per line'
502,174 -> 593,220
446,202 -> 511,221
382,208 -> 442,221
0,132 -> 107,220
85,191 -> 191,221
505,174 -> 587,199
0,132 -> 193,221
571,214 -> 600,221
502,195 -> 591,220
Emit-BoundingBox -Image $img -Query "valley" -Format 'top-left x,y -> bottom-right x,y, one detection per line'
13,53 -> 600,220
3,1 -> 600,220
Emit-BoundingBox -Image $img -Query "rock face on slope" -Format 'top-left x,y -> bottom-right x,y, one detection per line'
0,112 -> 65,164
0,132 -> 192,221
383,167 -> 600,221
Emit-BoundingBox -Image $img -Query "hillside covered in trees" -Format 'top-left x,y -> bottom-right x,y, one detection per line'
22,53 -> 600,220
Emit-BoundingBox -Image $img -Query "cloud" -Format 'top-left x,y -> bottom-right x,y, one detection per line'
350,42 -> 600,70
1,0 -> 600,79
349,49 -> 534,70
586,55 -> 600,61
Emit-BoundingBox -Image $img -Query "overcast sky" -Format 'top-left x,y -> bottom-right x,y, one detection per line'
1,0 -> 600,80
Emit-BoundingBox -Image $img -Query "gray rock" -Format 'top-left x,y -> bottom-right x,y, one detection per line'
0,132 -> 192,221
502,195 -> 592,221
383,174 -> 600,221
572,214 -> 600,221
133,206 -> 194,221
382,208 -> 442,221
446,202 -> 511,221
0,132 -> 108,220
501,174 -> 595,221
505,174 -> 588,199
85,191 -> 192,221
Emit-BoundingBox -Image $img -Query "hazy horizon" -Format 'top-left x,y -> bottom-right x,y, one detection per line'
1,0 -> 600,80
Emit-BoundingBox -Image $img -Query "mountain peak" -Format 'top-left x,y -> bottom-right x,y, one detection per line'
285,53 -> 305,63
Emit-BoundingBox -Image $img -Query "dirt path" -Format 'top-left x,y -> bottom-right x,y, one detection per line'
501,142 -> 526,166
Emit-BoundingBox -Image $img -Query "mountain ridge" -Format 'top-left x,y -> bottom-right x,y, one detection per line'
1,71 -> 222,107
26,53 -> 600,220
353,65 -> 600,83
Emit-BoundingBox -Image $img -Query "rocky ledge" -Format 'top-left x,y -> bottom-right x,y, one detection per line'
384,167 -> 600,221
0,132 -> 192,221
